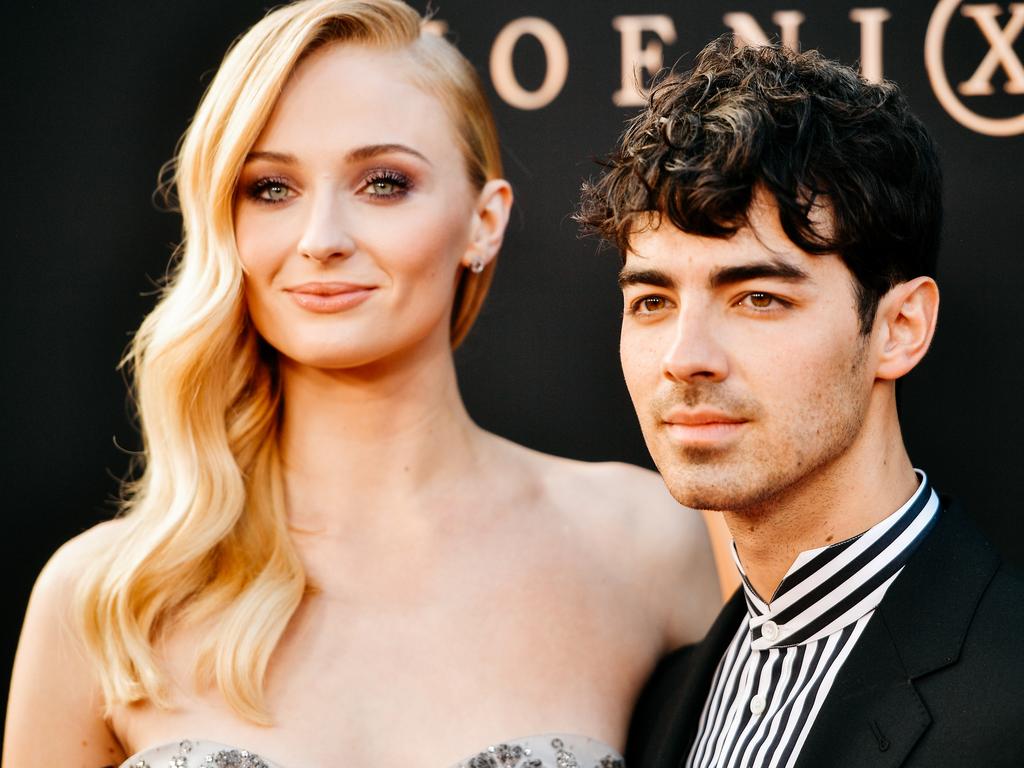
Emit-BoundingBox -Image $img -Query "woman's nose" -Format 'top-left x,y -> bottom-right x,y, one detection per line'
297,192 -> 356,263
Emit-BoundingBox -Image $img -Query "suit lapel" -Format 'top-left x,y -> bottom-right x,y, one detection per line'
791,606 -> 931,768
793,499 -> 1000,768
644,591 -> 747,768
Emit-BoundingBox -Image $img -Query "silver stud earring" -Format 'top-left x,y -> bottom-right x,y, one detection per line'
469,257 -> 485,274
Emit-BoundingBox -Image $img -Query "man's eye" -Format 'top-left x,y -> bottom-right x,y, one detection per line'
631,296 -> 669,314
741,292 -> 787,310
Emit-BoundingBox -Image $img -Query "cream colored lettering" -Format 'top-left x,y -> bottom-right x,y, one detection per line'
611,15 -> 678,107
849,8 -> 892,82
489,17 -> 569,110
958,3 -> 1024,95
926,0 -> 1024,136
723,10 -> 805,50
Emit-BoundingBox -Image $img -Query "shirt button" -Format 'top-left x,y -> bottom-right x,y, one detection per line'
762,620 -> 780,642
750,694 -> 767,715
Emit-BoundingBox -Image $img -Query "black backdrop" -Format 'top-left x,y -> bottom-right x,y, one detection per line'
4,0 -> 1022,728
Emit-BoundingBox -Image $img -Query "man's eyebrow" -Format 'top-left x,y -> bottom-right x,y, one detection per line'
243,144 -> 432,166
708,259 -> 810,289
617,268 -> 675,290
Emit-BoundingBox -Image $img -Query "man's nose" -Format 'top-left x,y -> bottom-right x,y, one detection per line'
297,191 -> 356,263
661,306 -> 729,383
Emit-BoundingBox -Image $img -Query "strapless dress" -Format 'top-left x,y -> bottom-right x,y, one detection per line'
121,734 -> 624,767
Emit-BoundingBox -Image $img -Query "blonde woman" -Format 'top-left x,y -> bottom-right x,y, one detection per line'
4,2 -> 721,766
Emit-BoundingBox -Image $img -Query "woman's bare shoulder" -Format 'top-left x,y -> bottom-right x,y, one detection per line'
517,449 -> 723,644
481,434 -> 694,545
524,451 -> 703,543
17,517 -> 131,668
4,519 -> 130,766
37,517 -> 130,588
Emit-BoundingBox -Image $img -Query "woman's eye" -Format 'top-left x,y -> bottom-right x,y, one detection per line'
261,183 -> 290,202
363,171 -> 411,199
247,178 -> 293,203
369,179 -> 399,196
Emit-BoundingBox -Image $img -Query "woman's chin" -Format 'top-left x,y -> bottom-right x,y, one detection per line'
274,333 -> 435,374
279,347 -> 386,372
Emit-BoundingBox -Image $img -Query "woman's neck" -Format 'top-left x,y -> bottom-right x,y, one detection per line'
277,341 -> 485,531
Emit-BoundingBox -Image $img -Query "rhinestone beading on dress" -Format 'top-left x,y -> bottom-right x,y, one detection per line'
462,737 -> 622,768
202,749 -> 270,768
124,733 -> 622,768
466,742 -> 541,768
130,740 -> 269,768
168,739 -> 193,768
551,738 -> 577,768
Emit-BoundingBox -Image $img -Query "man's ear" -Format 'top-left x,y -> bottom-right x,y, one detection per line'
873,276 -> 940,380
463,179 -> 513,269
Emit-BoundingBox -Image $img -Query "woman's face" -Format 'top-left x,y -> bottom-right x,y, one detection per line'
235,45 -> 487,370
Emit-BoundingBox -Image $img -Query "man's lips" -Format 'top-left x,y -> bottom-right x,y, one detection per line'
284,282 -> 376,312
661,408 -> 748,426
660,409 -> 749,445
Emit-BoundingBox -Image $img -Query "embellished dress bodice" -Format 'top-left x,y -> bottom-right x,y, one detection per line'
121,735 -> 624,768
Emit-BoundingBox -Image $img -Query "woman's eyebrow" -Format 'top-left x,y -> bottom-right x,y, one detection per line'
242,144 -> 431,166
345,143 -> 431,165
243,150 -> 297,164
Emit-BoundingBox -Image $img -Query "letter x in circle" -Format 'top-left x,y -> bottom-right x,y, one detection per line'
958,3 -> 1024,96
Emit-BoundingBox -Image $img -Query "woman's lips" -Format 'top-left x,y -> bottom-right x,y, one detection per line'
284,282 -> 376,313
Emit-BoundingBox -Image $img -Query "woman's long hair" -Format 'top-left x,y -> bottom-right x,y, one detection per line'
76,0 -> 504,723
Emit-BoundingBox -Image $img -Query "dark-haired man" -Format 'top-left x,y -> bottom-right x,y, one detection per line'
578,37 -> 1024,768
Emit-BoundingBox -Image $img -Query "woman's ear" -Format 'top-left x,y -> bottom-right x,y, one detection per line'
873,276 -> 940,380
463,179 -> 513,269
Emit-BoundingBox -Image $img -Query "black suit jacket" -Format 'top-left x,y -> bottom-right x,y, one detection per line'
627,499 -> 1024,767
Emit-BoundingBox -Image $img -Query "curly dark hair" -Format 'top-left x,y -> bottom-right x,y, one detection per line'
577,35 -> 943,332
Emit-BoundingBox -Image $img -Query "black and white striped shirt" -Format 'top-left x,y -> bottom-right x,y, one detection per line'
686,472 -> 941,768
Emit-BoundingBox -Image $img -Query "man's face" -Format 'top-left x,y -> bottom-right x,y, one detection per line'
619,195 -> 875,512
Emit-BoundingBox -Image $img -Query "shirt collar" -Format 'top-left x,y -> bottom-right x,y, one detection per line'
731,470 -> 941,649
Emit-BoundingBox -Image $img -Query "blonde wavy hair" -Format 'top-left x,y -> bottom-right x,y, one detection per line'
76,0 -> 504,723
